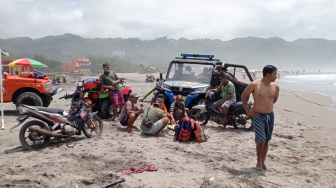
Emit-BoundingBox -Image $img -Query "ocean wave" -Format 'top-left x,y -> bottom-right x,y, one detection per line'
283,74 -> 336,82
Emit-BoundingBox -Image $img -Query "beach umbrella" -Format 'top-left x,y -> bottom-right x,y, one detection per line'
8,58 -> 48,67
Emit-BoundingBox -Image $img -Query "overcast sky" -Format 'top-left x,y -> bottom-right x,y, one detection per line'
0,0 -> 335,41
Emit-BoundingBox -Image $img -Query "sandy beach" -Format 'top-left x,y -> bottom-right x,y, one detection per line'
0,72 -> 335,188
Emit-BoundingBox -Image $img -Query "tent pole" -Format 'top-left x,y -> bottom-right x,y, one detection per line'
0,50 -> 5,130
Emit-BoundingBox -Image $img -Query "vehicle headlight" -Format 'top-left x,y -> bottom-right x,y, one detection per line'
162,84 -> 171,91
193,87 -> 206,92
45,83 -> 52,90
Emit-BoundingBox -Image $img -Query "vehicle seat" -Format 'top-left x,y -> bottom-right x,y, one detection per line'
34,106 -> 64,115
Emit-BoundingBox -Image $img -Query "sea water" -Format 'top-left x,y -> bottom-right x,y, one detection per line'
277,73 -> 336,111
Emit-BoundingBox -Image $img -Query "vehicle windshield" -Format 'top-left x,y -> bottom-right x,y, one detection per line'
166,62 -> 214,84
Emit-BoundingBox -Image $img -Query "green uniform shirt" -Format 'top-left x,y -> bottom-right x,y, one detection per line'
169,102 -> 185,113
218,80 -> 236,100
141,105 -> 165,131
99,71 -> 120,90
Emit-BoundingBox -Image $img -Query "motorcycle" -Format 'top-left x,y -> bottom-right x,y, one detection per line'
189,92 -> 254,130
81,77 -> 132,119
11,86 -> 104,150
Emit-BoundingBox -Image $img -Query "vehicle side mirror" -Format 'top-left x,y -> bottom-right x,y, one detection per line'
55,87 -> 63,93
160,73 -> 163,80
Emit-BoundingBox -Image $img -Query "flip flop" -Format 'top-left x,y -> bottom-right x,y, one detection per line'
143,165 -> 158,171
122,167 -> 144,175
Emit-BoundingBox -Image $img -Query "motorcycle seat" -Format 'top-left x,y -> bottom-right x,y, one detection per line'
231,101 -> 242,109
34,106 -> 64,115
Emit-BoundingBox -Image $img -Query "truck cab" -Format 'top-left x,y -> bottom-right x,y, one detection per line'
2,71 -> 55,107
153,53 -> 222,109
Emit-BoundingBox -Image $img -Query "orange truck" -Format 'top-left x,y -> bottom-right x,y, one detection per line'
2,71 -> 58,108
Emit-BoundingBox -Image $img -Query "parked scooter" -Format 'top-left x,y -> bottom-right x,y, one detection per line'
189,92 -> 254,130
11,86 -> 103,150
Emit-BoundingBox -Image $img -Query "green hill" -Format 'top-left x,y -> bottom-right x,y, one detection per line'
1,34 -> 336,72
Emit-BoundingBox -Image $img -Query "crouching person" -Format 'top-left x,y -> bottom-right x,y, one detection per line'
170,94 -> 189,124
141,98 -> 169,136
119,93 -> 144,133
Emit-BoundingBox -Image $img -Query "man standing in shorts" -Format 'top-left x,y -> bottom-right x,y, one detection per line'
207,73 -> 236,124
241,65 -> 280,170
99,63 -> 125,120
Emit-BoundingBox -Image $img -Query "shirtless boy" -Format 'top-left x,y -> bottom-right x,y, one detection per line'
241,65 -> 280,171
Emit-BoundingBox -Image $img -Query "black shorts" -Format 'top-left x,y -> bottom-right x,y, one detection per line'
120,116 -> 129,126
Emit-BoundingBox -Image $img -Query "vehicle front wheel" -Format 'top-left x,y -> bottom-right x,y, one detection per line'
83,114 -> 103,138
100,99 -> 113,119
150,93 -> 158,104
16,92 -> 43,108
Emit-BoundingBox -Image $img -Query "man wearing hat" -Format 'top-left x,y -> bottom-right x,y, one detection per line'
141,98 -> 169,136
169,94 -> 189,124
119,93 -> 144,133
99,63 -> 125,120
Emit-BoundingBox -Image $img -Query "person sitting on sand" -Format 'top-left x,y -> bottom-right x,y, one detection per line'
156,94 -> 171,118
119,93 -> 144,133
169,94 -> 189,124
141,98 -> 169,136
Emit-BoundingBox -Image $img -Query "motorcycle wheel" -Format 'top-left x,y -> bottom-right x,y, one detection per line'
234,113 -> 253,130
83,114 -> 103,138
189,109 -> 209,126
19,120 -> 51,150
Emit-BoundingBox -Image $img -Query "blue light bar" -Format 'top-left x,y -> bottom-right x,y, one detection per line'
181,53 -> 215,59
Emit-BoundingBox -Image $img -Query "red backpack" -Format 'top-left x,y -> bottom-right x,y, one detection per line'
174,117 -> 194,142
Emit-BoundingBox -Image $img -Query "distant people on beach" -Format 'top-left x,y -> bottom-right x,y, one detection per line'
241,65 -> 280,171
252,72 -> 256,80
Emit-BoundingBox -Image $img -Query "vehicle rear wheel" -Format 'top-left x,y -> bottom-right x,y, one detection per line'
235,113 -> 253,130
100,99 -> 113,119
19,120 -> 51,150
16,92 -> 43,108
83,114 -> 103,138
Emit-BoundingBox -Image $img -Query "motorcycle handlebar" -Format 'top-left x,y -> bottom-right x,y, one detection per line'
119,78 -> 126,84
59,92 -> 75,100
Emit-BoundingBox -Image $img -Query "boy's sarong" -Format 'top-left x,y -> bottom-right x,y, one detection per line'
109,90 -> 125,105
